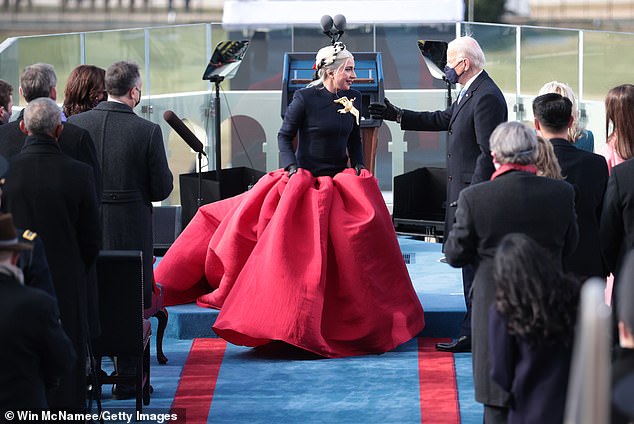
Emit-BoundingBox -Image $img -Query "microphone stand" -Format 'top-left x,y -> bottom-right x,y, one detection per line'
197,151 -> 204,207
209,75 -> 224,180
443,77 -> 453,108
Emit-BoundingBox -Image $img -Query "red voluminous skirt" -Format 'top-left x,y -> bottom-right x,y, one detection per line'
154,168 -> 424,358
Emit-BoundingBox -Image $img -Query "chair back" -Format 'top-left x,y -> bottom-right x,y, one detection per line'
92,250 -> 146,357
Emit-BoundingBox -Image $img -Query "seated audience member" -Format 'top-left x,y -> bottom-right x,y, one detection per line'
535,135 -> 563,179
0,79 -> 13,125
538,81 -> 594,152
489,233 -> 580,424
612,250 -> 634,423
0,212 -> 75,410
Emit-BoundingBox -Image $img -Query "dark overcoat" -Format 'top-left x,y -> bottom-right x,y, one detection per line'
444,170 -> 578,407
600,158 -> 634,277
550,137 -> 608,279
3,136 -> 101,409
69,101 -> 173,306
400,70 -> 508,237
0,272 -> 76,410
0,109 -> 103,195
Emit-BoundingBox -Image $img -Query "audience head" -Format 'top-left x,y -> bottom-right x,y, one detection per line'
105,61 -> 142,108
0,213 -> 32,264
0,79 -> 13,124
19,63 -> 57,102
493,233 -> 580,347
489,121 -> 538,166
617,250 -> 634,347
310,42 -> 355,89
63,65 -> 107,117
533,93 -> 573,138
538,81 -> 583,142
535,135 -> 563,180
21,97 -> 62,139
605,84 -> 634,161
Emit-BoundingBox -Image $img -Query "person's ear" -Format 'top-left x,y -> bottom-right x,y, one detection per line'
50,86 -> 57,101
533,118 -> 542,133
568,115 -> 574,129
19,119 -> 28,135
53,123 -> 63,140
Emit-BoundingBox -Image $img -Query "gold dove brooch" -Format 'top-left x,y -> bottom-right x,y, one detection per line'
334,96 -> 360,126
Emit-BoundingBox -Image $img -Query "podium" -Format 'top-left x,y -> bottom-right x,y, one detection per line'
281,51 -> 384,173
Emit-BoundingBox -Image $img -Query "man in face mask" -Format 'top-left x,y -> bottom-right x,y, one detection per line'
369,36 -> 507,355
68,61 -> 173,400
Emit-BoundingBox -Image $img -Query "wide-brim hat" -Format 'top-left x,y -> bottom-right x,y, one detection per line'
0,213 -> 32,251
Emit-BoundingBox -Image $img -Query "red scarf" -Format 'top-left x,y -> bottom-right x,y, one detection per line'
490,163 -> 537,180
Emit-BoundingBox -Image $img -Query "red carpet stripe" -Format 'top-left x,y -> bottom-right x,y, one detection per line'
172,338 -> 227,423
418,337 -> 460,424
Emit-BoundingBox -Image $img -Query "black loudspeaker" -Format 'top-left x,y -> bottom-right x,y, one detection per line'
179,167 -> 266,229
393,167 -> 447,238
152,205 -> 182,256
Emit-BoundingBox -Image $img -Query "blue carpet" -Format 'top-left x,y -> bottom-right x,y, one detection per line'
96,238 -> 481,423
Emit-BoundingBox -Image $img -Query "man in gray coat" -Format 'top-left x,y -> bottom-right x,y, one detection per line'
68,61 -> 173,399
444,121 -> 578,423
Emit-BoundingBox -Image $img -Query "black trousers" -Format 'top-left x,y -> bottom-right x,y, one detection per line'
459,263 -> 475,338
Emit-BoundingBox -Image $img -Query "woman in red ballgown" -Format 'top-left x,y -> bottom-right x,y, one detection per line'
155,42 -> 424,358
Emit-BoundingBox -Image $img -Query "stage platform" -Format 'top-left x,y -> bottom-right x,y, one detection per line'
156,237 -> 466,340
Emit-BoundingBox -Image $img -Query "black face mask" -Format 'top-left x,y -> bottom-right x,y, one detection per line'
444,60 -> 464,85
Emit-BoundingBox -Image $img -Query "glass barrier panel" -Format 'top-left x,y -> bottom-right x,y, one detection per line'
15,34 -> 82,107
519,26 -> 579,97
583,30 -> 634,101
84,28 -> 146,79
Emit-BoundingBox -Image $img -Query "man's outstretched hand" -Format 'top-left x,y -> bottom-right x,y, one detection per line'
368,98 -> 402,122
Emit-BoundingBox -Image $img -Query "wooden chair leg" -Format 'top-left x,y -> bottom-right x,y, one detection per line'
154,308 -> 168,364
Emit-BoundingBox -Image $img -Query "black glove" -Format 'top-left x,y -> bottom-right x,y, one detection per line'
368,97 -> 402,122
354,164 -> 366,176
286,164 -> 298,178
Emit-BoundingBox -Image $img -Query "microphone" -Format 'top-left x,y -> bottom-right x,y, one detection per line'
163,110 -> 206,156
333,14 -> 346,32
320,15 -> 333,33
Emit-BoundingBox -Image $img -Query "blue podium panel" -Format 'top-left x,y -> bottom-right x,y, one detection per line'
281,52 -> 384,128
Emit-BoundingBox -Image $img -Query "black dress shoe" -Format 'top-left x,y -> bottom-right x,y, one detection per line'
435,336 -> 471,352
112,384 -> 136,400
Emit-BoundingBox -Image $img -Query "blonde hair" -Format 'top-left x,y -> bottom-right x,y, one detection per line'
535,136 -> 564,180
309,42 -> 354,88
538,81 -> 582,142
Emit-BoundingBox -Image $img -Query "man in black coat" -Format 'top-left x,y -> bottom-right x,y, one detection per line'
69,61 -> 173,399
0,62 -> 103,340
68,60 -> 173,311
533,93 -> 608,280
3,97 -> 101,411
444,121 -> 578,423
0,212 -> 76,411
370,36 -> 508,352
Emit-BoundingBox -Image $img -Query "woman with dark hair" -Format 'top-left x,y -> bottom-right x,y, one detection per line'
62,65 -> 107,118
489,233 -> 581,424
602,84 -> 634,171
